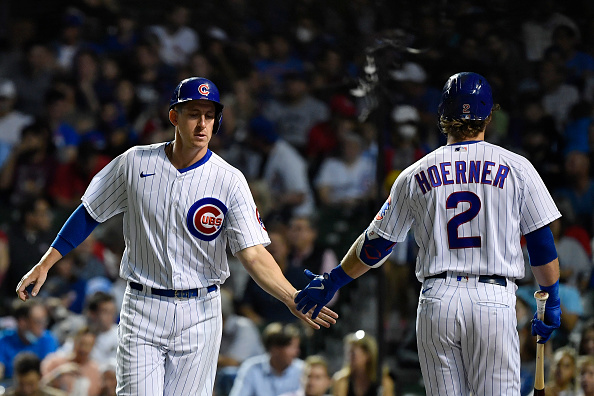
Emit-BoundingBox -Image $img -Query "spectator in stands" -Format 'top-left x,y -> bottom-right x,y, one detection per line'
390,62 -> 442,147
578,356 -> 594,396
579,320 -> 594,357
54,292 -> 118,363
148,5 -> 199,68
2,197 -> 54,299
254,33 -> 305,97
314,131 -> 375,210
98,359 -> 116,396
263,72 -> 330,152
0,301 -> 58,380
0,79 -> 34,169
280,355 -> 333,396
521,0 -> 579,63
10,42 -> 57,117
43,88 -> 80,164
102,10 -> 139,54
385,104 -> 429,174
247,116 -> 315,220
229,322 -> 303,396
0,230 -> 9,300
53,10 -> 88,73
40,254 -> 87,314
545,346 -> 579,396
550,218 -> 592,290
219,288 -> 264,368
240,228 -> 309,326
332,331 -> 395,396
49,141 -> 112,210
131,42 -> 177,109
306,94 -> 358,178
512,96 -> 563,189
287,215 -> 338,277
41,327 -> 101,396
215,288 -> 265,396
0,122 -> 57,206
4,352 -> 65,396
546,24 -> 594,90
538,60 -> 580,133
555,151 -> 594,235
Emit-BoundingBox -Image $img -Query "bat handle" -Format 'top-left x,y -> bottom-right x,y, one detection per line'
534,290 -> 549,394
534,290 -> 549,341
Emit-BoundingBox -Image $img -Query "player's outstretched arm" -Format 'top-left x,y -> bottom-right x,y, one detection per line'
16,247 -> 62,301
17,204 -> 99,301
295,233 -> 377,319
236,244 -> 338,330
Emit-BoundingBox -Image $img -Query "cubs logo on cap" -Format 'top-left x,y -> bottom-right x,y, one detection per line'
375,196 -> 391,220
198,83 -> 210,96
187,198 -> 227,241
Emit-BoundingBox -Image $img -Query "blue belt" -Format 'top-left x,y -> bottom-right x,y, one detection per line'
425,272 -> 507,287
129,282 -> 217,298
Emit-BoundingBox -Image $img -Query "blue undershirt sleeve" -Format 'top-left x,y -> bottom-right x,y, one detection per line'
524,225 -> 558,267
51,204 -> 100,257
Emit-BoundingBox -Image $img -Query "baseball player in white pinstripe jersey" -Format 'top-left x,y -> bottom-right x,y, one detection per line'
16,77 -> 337,396
294,73 -> 562,395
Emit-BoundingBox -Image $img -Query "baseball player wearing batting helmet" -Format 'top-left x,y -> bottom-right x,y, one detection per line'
16,77 -> 337,396
294,72 -> 562,395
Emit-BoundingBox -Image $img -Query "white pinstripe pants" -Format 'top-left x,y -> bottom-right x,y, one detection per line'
416,273 -> 521,396
116,284 -> 222,396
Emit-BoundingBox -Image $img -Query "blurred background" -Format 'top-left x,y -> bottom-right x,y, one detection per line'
0,0 -> 593,395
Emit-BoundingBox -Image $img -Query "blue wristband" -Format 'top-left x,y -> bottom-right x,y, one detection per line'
51,204 -> 99,256
525,225 -> 558,266
539,280 -> 560,305
329,265 -> 354,288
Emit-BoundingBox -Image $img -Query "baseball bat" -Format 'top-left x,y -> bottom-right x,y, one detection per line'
533,290 -> 549,396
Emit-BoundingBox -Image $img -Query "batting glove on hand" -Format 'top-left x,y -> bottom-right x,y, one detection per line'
295,270 -> 340,320
531,299 -> 561,344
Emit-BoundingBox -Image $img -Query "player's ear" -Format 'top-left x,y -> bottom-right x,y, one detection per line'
169,108 -> 178,126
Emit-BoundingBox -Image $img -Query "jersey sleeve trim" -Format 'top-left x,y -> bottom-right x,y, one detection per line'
521,212 -> 562,235
367,223 -> 404,243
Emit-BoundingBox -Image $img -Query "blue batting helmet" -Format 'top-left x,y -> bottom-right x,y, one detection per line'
438,72 -> 493,121
169,77 -> 224,133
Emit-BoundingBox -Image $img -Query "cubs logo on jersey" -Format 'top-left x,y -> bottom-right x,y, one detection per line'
186,197 -> 228,241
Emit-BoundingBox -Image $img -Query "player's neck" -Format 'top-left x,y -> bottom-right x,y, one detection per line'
167,141 -> 209,170
447,131 -> 485,145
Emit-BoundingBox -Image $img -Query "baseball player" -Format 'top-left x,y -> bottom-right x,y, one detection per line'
294,72 -> 562,395
16,77 -> 337,396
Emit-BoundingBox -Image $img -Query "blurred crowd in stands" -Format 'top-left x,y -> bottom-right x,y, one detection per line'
0,0 -> 594,394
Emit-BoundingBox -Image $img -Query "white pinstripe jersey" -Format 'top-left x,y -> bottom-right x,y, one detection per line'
368,140 -> 561,281
81,142 -> 270,289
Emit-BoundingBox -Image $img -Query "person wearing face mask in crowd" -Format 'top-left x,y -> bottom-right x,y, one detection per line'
0,301 -> 58,380
384,104 -> 430,178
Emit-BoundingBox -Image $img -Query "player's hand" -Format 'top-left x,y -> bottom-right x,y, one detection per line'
531,299 -> 561,344
288,291 -> 338,330
294,269 -> 341,319
16,264 -> 49,301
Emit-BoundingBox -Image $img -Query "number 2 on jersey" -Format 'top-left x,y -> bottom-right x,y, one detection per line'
446,191 -> 481,249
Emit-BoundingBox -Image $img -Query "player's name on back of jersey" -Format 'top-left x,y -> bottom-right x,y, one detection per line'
414,160 -> 510,194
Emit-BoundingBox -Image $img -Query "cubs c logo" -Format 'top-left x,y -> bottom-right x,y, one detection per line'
375,196 -> 391,220
198,84 -> 210,96
186,198 -> 227,241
